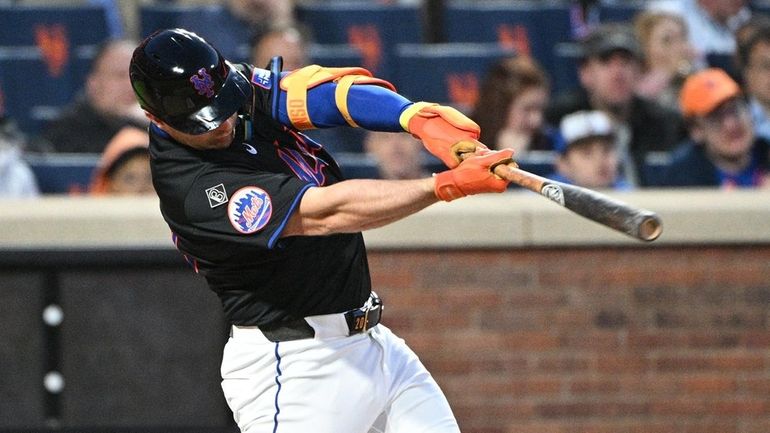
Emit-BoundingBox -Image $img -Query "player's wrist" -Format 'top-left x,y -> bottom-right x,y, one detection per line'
433,170 -> 464,202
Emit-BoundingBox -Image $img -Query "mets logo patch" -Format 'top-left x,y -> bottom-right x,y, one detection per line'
251,68 -> 272,90
228,186 -> 272,234
190,68 -> 215,97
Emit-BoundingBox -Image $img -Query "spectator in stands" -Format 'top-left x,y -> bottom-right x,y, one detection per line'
40,39 -> 148,154
737,23 -> 770,142
647,0 -> 751,73
363,131 -> 429,180
634,10 -> 697,112
89,126 -> 153,195
659,68 -> 769,188
471,56 -> 560,156
546,23 -> 685,187
734,14 -> 770,65
0,116 -> 39,197
549,110 -> 631,190
250,25 -> 309,71
227,0 -> 294,31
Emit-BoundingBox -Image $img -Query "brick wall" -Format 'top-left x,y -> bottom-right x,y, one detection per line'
368,246 -> 770,433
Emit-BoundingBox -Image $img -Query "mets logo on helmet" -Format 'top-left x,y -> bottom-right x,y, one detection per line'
190,68 -> 215,98
228,186 -> 272,234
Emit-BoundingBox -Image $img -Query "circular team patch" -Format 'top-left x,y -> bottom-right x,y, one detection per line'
227,186 -> 273,234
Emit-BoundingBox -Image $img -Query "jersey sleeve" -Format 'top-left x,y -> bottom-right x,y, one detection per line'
184,163 -> 314,250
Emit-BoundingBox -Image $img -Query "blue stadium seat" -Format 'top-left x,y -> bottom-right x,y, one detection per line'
0,55 -> 94,134
551,41 -> 582,94
517,151 -> 557,178
598,2 -> 646,23
304,127 -> 367,155
751,0 -> 770,14
640,151 -> 673,187
0,5 -> 109,46
334,151 -> 380,179
308,43 -> 363,68
393,43 -> 516,109
296,2 -> 423,80
24,154 -> 99,194
139,4 -> 250,62
443,0 -> 572,78
0,6 -> 109,135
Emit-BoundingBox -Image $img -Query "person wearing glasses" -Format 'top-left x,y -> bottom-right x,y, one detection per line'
659,68 -> 769,188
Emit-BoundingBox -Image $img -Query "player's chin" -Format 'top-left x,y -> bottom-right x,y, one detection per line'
208,137 -> 233,149
206,129 -> 235,149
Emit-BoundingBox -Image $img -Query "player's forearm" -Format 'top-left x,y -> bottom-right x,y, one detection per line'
277,82 -> 412,131
285,177 -> 438,236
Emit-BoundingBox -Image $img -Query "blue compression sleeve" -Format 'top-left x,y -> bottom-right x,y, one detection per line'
277,80 -> 414,132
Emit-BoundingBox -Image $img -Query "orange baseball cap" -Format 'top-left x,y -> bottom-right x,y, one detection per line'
679,68 -> 742,117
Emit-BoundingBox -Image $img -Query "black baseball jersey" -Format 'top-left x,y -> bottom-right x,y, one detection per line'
149,64 -> 371,326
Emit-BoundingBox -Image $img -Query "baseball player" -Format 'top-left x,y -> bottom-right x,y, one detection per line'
129,28 -> 514,433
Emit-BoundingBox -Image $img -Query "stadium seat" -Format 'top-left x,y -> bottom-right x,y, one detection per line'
517,150 -> 557,178
304,127 -> 368,155
392,43 -> 516,110
333,151 -> 380,179
24,153 -> 99,194
139,4 -> 250,62
443,0 -> 573,78
296,2 -> 423,81
0,5 -> 109,135
751,0 -> 770,14
598,2 -> 646,23
0,5 -> 109,47
551,41 -> 582,94
308,43 -> 364,69
0,55 -> 95,134
640,151 -> 673,187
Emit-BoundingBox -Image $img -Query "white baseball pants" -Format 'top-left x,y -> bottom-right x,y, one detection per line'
221,322 -> 460,433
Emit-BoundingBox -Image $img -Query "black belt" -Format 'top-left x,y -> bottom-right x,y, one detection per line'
258,292 -> 383,342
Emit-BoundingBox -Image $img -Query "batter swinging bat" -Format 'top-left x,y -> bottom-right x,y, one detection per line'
491,161 -> 662,242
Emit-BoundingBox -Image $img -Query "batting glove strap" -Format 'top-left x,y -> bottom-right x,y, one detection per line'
434,149 -> 515,202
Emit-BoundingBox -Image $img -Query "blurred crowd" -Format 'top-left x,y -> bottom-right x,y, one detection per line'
2,0 -> 770,198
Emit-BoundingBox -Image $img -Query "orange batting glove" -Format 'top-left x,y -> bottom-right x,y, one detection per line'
400,102 -> 488,168
434,148 -> 515,202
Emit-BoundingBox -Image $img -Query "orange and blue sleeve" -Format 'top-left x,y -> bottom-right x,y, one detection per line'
275,71 -> 413,132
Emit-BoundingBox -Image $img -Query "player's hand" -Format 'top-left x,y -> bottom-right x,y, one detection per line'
402,103 -> 487,168
434,148 -> 515,201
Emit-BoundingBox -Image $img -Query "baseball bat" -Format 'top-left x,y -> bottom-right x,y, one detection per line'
492,161 -> 662,241
456,145 -> 662,241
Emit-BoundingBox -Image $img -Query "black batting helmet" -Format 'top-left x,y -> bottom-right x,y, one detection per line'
129,28 -> 252,135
